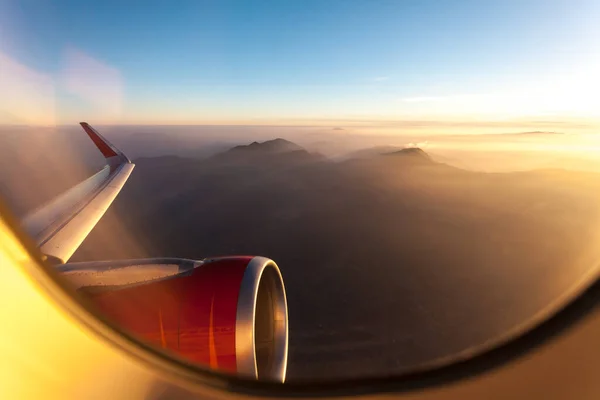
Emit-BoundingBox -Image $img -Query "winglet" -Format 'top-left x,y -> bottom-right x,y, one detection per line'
80,122 -> 131,164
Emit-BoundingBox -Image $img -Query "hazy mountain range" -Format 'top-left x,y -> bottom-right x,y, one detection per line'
60,137 -> 600,381
1,127 -> 600,380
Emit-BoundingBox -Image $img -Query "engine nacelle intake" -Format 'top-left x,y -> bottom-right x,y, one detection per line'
74,256 -> 288,382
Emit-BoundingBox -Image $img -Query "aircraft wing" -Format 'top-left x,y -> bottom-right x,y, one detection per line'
22,123 -> 134,264
12,122 -> 289,382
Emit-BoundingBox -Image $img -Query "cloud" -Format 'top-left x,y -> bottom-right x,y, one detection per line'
373,76 -> 389,82
401,96 -> 446,103
399,63 -> 600,119
0,52 -> 56,125
61,48 -> 124,117
0,48 -> 125,125
404,141 -> 429,148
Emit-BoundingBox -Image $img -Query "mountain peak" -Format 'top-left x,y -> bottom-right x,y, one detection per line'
229,138 -> 304,154
383,147 -> 431,161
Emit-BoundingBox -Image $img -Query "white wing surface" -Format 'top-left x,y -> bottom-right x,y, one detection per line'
23,123 -> 134,264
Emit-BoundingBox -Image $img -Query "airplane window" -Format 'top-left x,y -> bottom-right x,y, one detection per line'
1,0 -> 599,387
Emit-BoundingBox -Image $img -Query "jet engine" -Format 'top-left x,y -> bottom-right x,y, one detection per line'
60,256 -> 288,382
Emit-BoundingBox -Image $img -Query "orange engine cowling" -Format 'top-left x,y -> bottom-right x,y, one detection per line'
78,256 -> 288,382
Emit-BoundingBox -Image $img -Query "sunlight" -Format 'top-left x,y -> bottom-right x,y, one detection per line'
61,48 -> 124,120
0,217 -> 154,399
0,52 -> 55,125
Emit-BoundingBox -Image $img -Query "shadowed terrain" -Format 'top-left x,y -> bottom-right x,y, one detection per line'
64,139 -> 600,381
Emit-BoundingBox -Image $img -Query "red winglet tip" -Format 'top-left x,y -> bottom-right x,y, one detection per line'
80,122 -> 119,158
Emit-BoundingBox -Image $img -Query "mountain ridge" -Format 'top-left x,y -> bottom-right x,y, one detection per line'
226,138 -> 304,154
382,147 -> 431,160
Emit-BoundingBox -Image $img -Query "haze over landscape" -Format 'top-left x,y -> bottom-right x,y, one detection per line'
2,126 -> 600,380
2,0 -> 600,383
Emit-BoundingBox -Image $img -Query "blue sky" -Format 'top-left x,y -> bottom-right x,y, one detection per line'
1,0 -> 600,128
